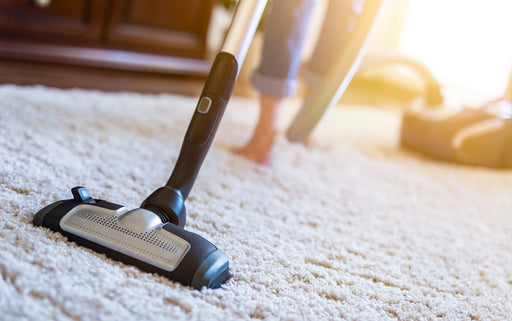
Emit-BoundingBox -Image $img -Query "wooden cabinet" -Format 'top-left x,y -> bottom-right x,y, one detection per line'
106,0 -> 213,58
0,0 -> 216,76
0,0 -> 106,43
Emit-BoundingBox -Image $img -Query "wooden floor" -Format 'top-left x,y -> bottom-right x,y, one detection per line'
0,60 -> 206,96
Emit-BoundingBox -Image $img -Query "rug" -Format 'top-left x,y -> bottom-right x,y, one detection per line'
1,85 -> 511,320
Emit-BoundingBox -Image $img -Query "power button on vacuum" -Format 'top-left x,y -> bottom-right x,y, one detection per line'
197,97 -> 212,114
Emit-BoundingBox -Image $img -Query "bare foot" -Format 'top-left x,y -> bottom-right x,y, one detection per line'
234,94 -> 281,165
301,135 -> 329,150
234,130 -> 277,165
302,135 -> 317,149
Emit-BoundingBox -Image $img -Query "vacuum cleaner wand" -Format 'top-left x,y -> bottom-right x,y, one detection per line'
142,0 -> 268,227
140,52 -> 238,227
33,0 -> 268,289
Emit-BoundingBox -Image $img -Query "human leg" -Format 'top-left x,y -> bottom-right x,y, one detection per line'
288,0 -> 381,142
234,95 -> 280,164
302,0 -> 365,87
235,0 -> 317,164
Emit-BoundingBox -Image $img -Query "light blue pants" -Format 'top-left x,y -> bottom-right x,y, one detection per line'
252,0 -> 365,98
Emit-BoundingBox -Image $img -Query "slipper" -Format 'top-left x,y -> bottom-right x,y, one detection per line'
401,98 -> 512,168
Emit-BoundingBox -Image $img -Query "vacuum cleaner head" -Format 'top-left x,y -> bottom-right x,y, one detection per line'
34,187 -> 229,289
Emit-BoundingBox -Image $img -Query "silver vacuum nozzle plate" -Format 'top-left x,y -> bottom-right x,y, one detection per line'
60,204 -> 190,271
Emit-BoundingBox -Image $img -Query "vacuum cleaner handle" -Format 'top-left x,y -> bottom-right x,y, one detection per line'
141,0 -> 268,227
166,52 -> 238,199
164,0 -> 268,200
140,0 -> 267,227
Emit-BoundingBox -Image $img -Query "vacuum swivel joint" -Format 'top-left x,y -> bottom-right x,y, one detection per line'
141,186 -> 186,227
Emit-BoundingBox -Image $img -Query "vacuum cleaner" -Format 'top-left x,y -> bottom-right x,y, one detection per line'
33,0 -> 268,290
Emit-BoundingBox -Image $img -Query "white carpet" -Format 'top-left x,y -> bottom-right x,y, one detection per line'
1,85 -> 511,320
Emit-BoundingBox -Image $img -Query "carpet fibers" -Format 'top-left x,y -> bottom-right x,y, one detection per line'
1,85 -> 511,320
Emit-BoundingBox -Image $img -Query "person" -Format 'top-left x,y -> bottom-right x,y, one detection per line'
234,0 -> 366,164
235,0 -> 512,167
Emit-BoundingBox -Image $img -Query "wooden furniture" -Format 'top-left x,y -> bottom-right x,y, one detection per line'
0,0 -> 217,92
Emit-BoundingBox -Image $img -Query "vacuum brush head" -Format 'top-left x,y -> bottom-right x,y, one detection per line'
34,187 -> 229,289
